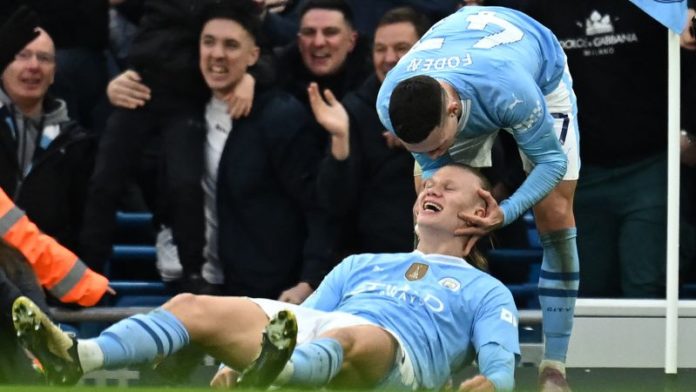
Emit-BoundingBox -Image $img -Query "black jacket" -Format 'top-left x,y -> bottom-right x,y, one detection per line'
216,88 -> 337,298
127,0 -> 209,101
275,39 -> 373,107
322,75 -> 416,254
0,98 -> 95,250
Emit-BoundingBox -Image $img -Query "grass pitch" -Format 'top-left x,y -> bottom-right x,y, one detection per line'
2,367 -> 696,391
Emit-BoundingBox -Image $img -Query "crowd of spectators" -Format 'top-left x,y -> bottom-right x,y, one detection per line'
2,0 -> 696,386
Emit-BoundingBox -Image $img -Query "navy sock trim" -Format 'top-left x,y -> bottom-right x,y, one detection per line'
151,318 -> 174,356
538,288 -> 578,298
101,332 -> 121,344
316,344 -> 333,381
132,318 -> 164,356
540,270 -> 579,280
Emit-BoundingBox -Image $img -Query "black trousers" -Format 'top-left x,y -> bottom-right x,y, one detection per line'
79,97 -> 206,276
0,241 -> 49,384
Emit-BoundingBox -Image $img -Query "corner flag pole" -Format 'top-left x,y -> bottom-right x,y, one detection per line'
627,0 -> 686,375
665,29 -> 681,375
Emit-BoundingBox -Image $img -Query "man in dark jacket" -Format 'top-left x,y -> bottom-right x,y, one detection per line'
0,27 -> 95,251
273,0 -> 373,261
275,0 -> 372,108
308,7 -> 430,254
197,1 -> 335,302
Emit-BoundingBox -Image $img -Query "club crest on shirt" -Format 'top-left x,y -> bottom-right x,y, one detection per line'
439,277 -> 461,292
405,263 -> 429,281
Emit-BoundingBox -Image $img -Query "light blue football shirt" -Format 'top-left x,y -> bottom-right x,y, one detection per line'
376,6 -> 573,226
302,251 -> 520,390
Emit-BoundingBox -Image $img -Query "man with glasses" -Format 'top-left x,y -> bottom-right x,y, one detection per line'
0,27 -> 96,252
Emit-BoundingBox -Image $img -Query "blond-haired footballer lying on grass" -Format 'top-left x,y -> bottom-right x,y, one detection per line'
13,163 -> 520,391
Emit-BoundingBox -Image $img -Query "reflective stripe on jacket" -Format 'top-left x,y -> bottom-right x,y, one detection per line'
0,188 -> 108,306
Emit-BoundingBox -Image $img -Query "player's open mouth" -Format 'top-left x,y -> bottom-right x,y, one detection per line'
423,201 -> 443,212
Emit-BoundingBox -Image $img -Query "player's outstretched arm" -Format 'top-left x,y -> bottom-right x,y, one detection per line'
475,343 -> 516,392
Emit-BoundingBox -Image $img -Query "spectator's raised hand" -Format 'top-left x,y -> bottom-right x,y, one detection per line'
107,70 -> 151,109
308,82 -> 350,160
226,73 -> 255,119
278,282 -> 314,304
308,82 -> 349,138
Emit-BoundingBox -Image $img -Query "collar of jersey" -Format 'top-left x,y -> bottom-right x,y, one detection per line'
412,250 -> 474,269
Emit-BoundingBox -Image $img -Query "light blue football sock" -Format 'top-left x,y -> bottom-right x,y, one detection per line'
287,338 -> 344,387
91,308 -> 190,369
538,228 -> 579,363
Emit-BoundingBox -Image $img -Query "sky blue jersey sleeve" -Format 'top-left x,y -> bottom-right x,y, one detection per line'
477,343 -> 517,392
471,283 -> 520,360
301,255 -> 354,311
498,77 -> 567,226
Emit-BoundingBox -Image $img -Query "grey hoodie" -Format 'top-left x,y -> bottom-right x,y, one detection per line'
0,87 -> 69,174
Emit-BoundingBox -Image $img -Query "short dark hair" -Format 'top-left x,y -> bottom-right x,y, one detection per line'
299,0 -> 354,28
198,0 -> 262,42
376,6 -> 431,39
388,75 -> 444,144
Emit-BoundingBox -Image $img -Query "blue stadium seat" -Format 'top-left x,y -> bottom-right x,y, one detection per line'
109,281 -> 172,308
105,212 -> 172,308
112,244 -> 157,260
115,211 -> 153,228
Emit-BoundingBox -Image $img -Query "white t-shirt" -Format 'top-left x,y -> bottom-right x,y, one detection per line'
201,97 -> 232,284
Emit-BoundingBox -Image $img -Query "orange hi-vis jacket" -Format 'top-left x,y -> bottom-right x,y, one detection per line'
0,188 -> 109,306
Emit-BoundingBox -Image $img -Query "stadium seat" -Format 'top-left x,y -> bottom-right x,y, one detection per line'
105,212 -> 172,308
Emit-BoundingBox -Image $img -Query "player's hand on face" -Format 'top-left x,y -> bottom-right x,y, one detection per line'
107,70 -> 151,109
307,82 -> 349,139
458,375 -> 495,392
455,188 -> 504,237
226,73 -> 255,120
210,365 -> 239,389
278,282 -> 314,304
